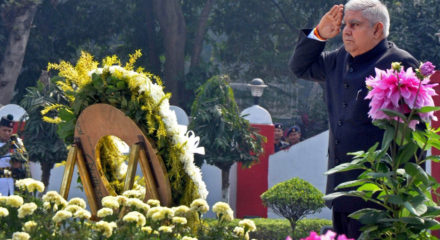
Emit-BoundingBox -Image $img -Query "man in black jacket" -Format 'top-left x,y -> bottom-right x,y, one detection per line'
289,0 -> 418,238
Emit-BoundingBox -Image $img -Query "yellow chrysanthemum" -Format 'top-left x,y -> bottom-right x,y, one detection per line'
95,220 -> 117,238
17,203 -> 37,218
52,210 -> 72,223
182,237 -> 198,240
122,211 -> 146,227
173,206 -> 190,217
12,231 -> 30,240
146,199 -> 160,207
190,199 -> 209,214
158,225 -> 174,233
68,197 -> 87,209
172,216 -> 187,225
22,221 -> 37,232
141,226 -> 153,234
101,196 -> 120,209
212,201 -> 234,222
0,207 -> 9,217
6,195 -> 24,208
74,209 -> 91,220
238,219 -> 257,232
97,208 -> 113,218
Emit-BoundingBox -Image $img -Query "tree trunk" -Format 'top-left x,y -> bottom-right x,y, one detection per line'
142,0 -> 161,75
40,161 -> 54,190
190,0 -> 216,70
0,3 -> 39,105
152,0 -> 186,105
221,167 -> 230,203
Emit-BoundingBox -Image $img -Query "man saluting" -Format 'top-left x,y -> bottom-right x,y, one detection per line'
0,114 -> 29,196
289,0 -> 418,238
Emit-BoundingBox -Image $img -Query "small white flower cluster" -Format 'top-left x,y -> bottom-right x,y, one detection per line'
17,203 -> 37,218
0,195 -> 24,208
95,220 -> 117,238
15,178 -> 45,193
213,201 -> 234,222
122,211 -> 146,227
190,198 -> 209,214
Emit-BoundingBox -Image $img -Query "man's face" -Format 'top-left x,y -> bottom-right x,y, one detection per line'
342,10 -> 381,57
274,128 -> 284,141
287,130 -> 301,145
0,126 -> 13,142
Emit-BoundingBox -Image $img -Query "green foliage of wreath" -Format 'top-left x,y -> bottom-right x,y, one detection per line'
42,51 -> 207,205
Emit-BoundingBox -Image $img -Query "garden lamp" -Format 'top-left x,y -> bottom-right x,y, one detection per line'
248,78 -> 267,105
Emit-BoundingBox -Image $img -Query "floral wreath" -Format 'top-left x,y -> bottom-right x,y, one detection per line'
42,50 -> 208,205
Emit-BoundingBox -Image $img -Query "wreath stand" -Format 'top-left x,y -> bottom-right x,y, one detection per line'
59,104 -> 172,217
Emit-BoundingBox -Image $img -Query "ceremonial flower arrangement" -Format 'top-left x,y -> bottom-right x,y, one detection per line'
0,179 -> 256,240
42,51 -> 207,204
325,62 -> 440,239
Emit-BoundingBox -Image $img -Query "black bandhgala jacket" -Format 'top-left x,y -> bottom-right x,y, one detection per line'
289,29 -> 418,212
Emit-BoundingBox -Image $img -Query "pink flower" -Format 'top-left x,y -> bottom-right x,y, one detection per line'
300,231 -> 321,240
300,231 -> 355,240
365,65 -> 437,127
420,61 -> 436,76
286,236 -> 293,240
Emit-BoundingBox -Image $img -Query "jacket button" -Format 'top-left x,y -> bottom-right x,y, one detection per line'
343,102 -> 348,108
337,120 -> 343,126
344,82 -> 349,88
348,67 -> 354,73
335,139 -> 340,144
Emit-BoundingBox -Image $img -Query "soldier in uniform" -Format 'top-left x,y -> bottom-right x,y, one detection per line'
0,114 -> 29,196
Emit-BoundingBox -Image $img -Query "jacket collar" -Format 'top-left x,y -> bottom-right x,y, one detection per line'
348,39 -> 388,64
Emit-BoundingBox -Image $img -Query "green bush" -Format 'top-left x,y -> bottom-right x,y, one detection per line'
205,218 -> 332,240
260,177 -> 325,233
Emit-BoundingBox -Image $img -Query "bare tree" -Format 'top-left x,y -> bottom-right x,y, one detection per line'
0,0 -> 41,105
152,0 -> 216,106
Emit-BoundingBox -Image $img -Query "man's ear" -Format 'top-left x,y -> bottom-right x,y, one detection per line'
374,22 -> 384,38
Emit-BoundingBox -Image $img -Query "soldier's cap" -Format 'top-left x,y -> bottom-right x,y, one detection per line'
0,114 -> 14,128
274,123 -> 283,129
287,125 -> 301,135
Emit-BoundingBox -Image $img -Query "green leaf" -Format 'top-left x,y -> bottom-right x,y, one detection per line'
405,162 -> 429,185
323,192 -> 347,201
381,109 -> 408,121
382,126 -> 395,149
398,217 -> 424,225
387,194 -> 405,205
403,196 -> 427,216
336,179 -> 367,190
425,155 -> 440,162
349,208 -> 387,224
326,158 -> 365,175
418,106 -> 440,113
426,219 -> 440,230
357,183 -> 382,192
396,142 -> 418,166
412,130 -> 426,149
422,206 -> 440,217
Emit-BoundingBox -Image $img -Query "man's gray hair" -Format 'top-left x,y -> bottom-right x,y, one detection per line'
345,0 -> 390,38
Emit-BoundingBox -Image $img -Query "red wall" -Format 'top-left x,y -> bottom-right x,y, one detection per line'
429,71 -> 440,237
236,124 -> 274,218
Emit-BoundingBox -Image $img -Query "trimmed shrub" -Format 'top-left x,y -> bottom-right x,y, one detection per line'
261,177 -> 325,232
205,218 -> 332,240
